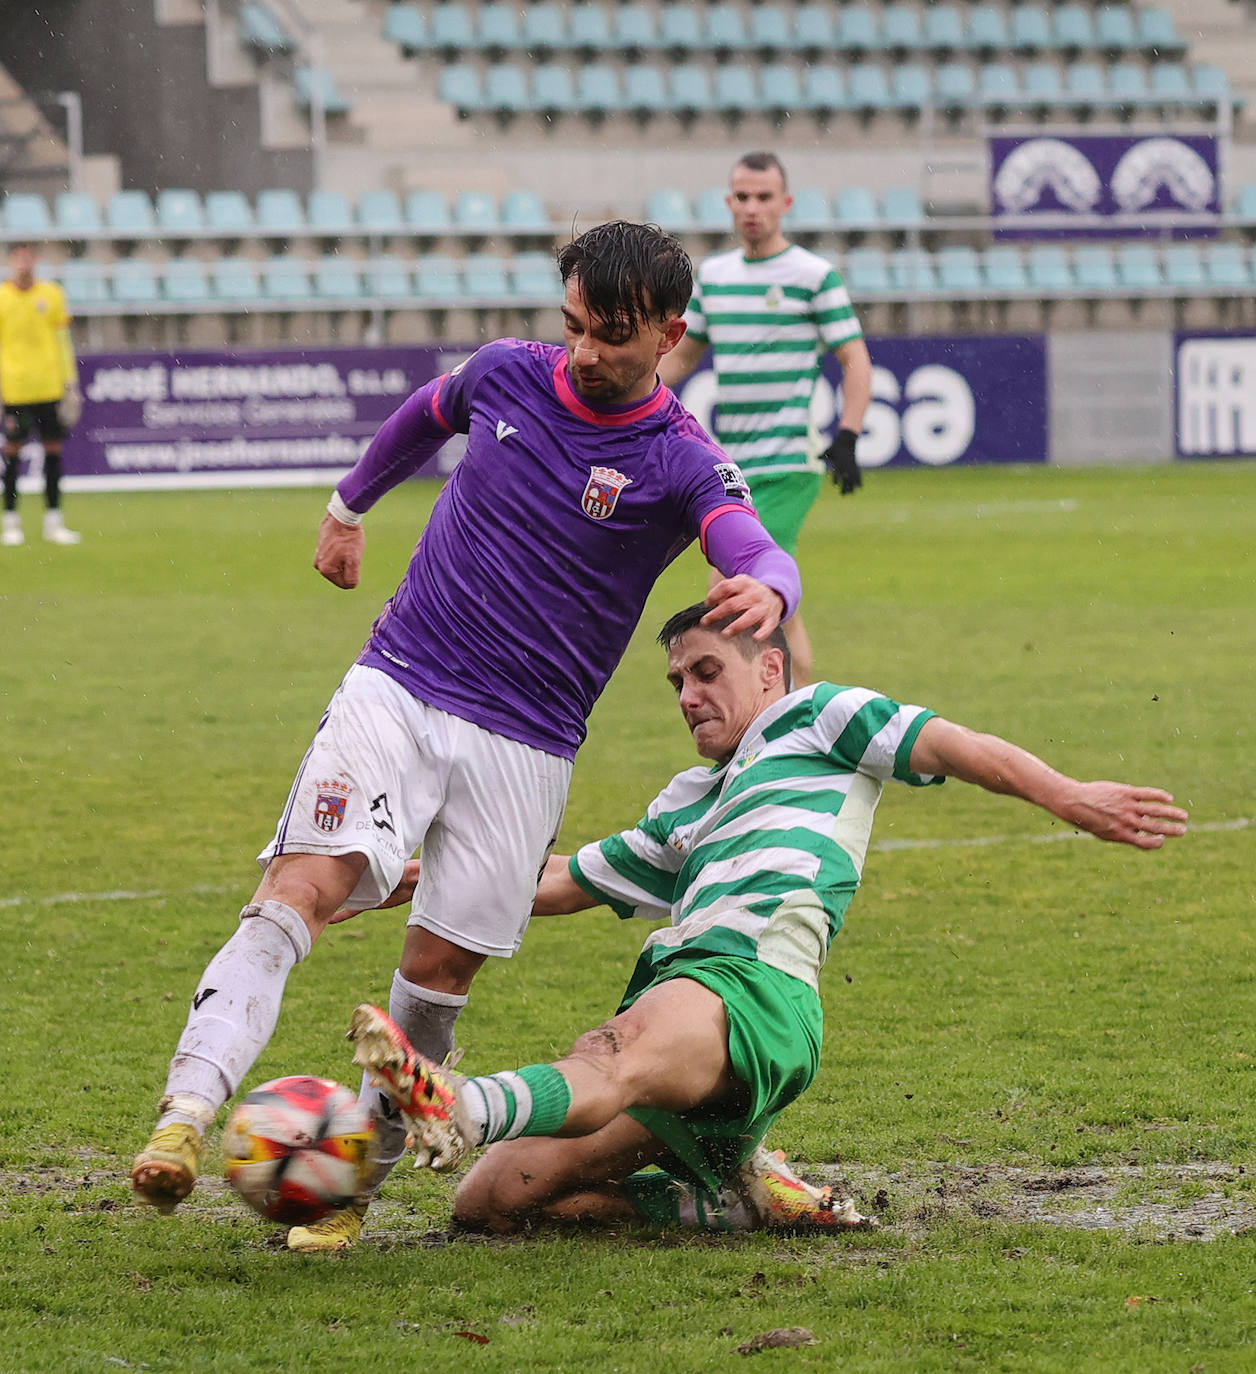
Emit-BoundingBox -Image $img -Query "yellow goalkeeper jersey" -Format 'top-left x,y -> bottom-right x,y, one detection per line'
0,278 -> 73,406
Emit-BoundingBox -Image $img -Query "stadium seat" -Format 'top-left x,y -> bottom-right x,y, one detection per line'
760,64 -> 804,117
532,63 -> 580,116
307,190 -> 355,235
836,186 -> 880,229
106,190 -> 156,235
1192,66 -> 1237,114
1148,63 -> 1191,106
934,62 -> 978,115
788,188 -> 833,233
212,256 -> 262,302
1204,242 -> 1251,289
881,4 -> 924,53
646,189 -> 695,231
1010,5 -> 1053,54
156,189 -> 205,235
889,248 -> 939,294
415,255 -> 461,299
1023,63 -> 1066,115
881,186 -> 925,227
1234,184 -> 1256,222
614,4 -> 660,53
315,254 -> 365,300
978,63 -> 1021,114
357,190 -> 405,235
430,2 -> 474,55
511,251 -> 558,298
967,5 -> 1010,56
623,64 -> 670,117
1162,244 -> 1207,290
713,67 -> 761,117
749,6 -> 793,57
262,254 -> 314,301
462,252 -> 511,299
1095,5 -> 1138,56
839,6 -> 882,56
669,64 -> 716,117
454,190 -> 501,234
801,65 -> 848,116
54,191 -> 102,237
1065,62 -> 1109,115
1053,5 -> 1096,54
485,63 -> 530,115
255,188 -> 306,235
205,191 -> 254,235
476,3 -> 524,55
694,188 -> 731,233
659,5 -> 705,55
937,245 -> 983,292
293,67 -> 350,117
1138,7 -> 1188,58
923,6 -> 967,55
239,1 -> 294,56
501,190 -> 549,234
405,190 -> 452,235
577,64 -> 626,115
982,246 -> 1030,293
521,3 -> 565,55
792,3 -> 835,53
848,66 -> 893,113
55,259 -> 110,306
842,246 -> 892,296
705,4 -> 751,54
111,258 -> 160,306
569,2 -> 614,54
892,64 -> 932,116
439,64 -> 485,116
1115,243 -> 1163,290
366,256 -> 415,299
1109,62 -> 1152,114
161,258 -> 212,304
1027,245 -> 1074,292
1073,245 -> 1119,292
383,3 -> 426,57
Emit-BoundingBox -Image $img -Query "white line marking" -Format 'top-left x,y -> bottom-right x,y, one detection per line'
1,820 -> 1245,911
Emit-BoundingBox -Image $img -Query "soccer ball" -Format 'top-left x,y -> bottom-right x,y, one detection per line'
223,1076 -> 375,1226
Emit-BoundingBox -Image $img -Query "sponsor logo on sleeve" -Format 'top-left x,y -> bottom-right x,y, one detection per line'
714,461 -> 751,499
581,466 -> 633,520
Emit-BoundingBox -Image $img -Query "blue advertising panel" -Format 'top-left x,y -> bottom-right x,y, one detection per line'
990,133 -> 1220,239
671,334 -> 1048,468
1175,332 -> 1256,458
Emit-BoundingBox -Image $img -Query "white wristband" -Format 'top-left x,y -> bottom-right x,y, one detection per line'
327,491 -> 364,526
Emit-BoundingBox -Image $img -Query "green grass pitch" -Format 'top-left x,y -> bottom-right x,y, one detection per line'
1,460 -> 1254,1371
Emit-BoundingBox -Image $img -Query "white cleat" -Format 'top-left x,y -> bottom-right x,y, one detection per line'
2,512 -> 23,546
43,511 -> 82,544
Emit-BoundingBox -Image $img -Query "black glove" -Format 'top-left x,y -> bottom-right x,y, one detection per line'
820,428 -> 862,495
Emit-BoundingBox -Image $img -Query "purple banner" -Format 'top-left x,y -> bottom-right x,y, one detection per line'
1174,331 -> 1256,458
672,334 -> 1048,467
990,133 -> 1220,240
57,345 -> 464,490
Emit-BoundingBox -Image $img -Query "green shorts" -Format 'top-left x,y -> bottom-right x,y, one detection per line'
620,949 -> 823,1193
747,471 -> 823,556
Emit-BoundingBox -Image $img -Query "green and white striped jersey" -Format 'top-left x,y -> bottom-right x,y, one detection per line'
683,245 -> 864,481
570,683 -> 940,991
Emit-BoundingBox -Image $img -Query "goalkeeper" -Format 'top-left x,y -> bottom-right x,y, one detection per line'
659,151 -> 872,686
348,603 -> 1187,1236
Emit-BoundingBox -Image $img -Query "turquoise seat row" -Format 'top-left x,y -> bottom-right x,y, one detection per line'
841,241 -> 1256,298
48,253 -> 561,311
438,58 -> 1238,118
648,185 -> 925,232
386,3 -> 1187,61
0,188 -> 552,240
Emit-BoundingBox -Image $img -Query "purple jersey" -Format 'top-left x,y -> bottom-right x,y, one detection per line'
340,339 -> 792,760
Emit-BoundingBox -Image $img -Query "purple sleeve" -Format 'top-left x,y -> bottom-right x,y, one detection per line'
701,505 -> 801,622
335,375 -> 454,514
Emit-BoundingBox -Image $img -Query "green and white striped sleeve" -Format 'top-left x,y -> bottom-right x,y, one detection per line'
814,267 -> 863,349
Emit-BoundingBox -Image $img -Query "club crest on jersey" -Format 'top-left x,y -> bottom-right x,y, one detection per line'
313,780 -> 352,833
581,466 -> 633,520
764,284 -> 784,310
714,461 -> 751,499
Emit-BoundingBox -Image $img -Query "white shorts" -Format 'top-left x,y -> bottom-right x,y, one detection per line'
258,664 -> 572,957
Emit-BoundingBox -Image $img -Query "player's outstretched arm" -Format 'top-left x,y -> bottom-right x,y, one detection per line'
701,505 -> 800,640
314,510 -> 366,589
704,575 -> 787,641
908,717 -> 1189,850
533,854 -> 600,916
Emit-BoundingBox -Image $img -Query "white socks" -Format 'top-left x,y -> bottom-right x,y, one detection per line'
157,900 -> 312,1131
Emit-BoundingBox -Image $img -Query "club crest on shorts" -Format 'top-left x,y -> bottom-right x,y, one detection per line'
581,466 -> 633,520
313,779 -> 352,834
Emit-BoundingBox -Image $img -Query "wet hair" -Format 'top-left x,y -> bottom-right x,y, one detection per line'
556,220 -> 692,337
733,151 -> 789,189
657,602 -> 792,682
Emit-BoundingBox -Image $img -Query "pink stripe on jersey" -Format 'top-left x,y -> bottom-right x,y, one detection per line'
551,356 -> 670,427
429,375 -> 453,432
699,502 -> 759,557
